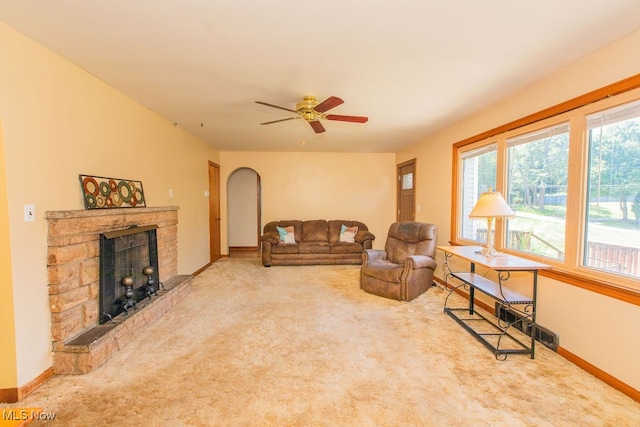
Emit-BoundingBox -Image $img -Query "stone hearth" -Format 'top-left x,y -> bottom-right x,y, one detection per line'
45,206 -> 192,374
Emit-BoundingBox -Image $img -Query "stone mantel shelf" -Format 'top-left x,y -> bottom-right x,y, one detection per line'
45,205 -> 179,219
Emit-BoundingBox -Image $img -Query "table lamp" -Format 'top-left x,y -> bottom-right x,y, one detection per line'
469,188 -> 515,256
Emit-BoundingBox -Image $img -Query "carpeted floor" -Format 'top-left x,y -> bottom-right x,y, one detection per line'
4,258 -> 640,426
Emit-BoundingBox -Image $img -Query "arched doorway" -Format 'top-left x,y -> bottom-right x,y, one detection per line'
227,168 -> 261,257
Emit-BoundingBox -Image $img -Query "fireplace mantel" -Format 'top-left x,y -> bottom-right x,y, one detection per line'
45,206 -> 192,374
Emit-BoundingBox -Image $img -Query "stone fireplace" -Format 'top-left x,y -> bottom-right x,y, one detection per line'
45,206 -> 192,374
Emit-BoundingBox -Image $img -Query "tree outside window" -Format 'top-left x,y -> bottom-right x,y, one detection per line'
506,123 -> 570,259
585,100 -> 640,279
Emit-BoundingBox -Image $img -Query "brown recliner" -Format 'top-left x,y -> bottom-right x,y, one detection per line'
360,222 -> 437,301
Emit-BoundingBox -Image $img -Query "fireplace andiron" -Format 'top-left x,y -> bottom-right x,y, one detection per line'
121,275 -> 137,315
143,266 -> 157,298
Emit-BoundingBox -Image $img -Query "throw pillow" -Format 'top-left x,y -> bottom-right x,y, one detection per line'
339,224 -> 358,243
276,226 -> 296,244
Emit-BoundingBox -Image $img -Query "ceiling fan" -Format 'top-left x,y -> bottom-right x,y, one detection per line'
255,95 -> 368,133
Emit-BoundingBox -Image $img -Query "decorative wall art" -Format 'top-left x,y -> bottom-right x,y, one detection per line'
79,174 -> 146,209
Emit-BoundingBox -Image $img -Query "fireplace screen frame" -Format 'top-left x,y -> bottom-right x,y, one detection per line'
99,225 -> 159,323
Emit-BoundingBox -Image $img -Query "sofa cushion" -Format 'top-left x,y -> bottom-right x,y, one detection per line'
271,244 -> 300,254
299,242 -> 330,254
331,242 -> 364,254
302,220 -> 329,242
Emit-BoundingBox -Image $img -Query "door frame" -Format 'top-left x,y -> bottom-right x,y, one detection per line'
227,168 -> 262,251
208,161 -> 221,262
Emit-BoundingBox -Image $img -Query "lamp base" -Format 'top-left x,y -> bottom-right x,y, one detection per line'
475,246 -> 502,257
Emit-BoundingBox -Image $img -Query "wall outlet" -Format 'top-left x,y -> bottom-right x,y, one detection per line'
24,204 -> 35,222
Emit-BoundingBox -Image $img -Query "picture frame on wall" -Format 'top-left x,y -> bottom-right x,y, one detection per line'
79,174 -> 146,209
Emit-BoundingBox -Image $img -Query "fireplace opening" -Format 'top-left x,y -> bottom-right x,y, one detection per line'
99,225 -> 160,323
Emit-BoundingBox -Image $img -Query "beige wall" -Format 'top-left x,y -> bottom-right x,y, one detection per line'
398,30 -> 640,390
0,118 -> 18,391
220,152 -> 396,252
0,22 -> 219,388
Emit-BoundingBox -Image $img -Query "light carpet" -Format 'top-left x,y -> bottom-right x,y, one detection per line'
3,258 -> 640,426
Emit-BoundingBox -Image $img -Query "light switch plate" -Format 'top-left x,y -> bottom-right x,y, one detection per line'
24,204 -> 35,222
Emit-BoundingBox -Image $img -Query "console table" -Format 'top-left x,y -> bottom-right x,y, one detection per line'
437,245 -> 551,360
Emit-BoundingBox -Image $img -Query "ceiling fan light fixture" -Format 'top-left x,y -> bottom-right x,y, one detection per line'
296,96 -> 318,113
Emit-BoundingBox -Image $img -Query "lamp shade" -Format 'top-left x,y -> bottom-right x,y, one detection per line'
468,190 -> 515,218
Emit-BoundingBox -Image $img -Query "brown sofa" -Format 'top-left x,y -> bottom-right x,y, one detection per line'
261,220 -> 375,266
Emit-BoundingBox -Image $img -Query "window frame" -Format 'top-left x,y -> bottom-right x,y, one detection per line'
451,74 -> 640,306
458,142 -> 498,243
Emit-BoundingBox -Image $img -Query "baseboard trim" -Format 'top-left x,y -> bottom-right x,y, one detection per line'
0,387 -> 18,404
0,367 -> 54,403
228,246 -> 260,251
434,276 -> 639,403
557,347 -> 640,403
192,262 -> 212,276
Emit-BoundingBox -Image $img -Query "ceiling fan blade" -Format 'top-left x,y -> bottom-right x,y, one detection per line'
325,114 -> 369,123
260,117 -> 298,125
314,96 -> 344,113
255,101 -> 297,113
309,120 -> 326,133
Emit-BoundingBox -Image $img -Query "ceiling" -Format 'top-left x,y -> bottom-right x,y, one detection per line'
2,1 -> 640,153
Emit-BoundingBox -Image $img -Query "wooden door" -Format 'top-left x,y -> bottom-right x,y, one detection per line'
397,159 -> 416,222
208,161 -> 221,262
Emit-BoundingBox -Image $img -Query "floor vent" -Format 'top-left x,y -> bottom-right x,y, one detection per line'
494,303 -> 559,352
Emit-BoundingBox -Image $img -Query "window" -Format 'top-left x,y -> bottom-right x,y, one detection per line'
453,81 -> 640,297
459,144 -> 497,242
506,123 -> 569,259
402,172 -> 413,189
585,100 -> 640,280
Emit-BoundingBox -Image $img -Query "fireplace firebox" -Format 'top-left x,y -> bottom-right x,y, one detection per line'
99,225 -> 160,323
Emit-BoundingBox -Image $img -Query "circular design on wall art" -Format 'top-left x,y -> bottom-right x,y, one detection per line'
85,193 -> 97,208
99,181 -> 111,197
105,196 -> 114,207
82,177 -> 99,196
130,193 -> 138,207
134,187 -> 145,204
111,192 -> 122,207
96,195 -> 106,208
118,181 -> 132,202
109,179 -> 118,192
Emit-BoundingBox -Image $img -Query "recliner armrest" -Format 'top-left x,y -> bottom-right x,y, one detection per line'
363,248 -> 386,263
405,255 -> 437,270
